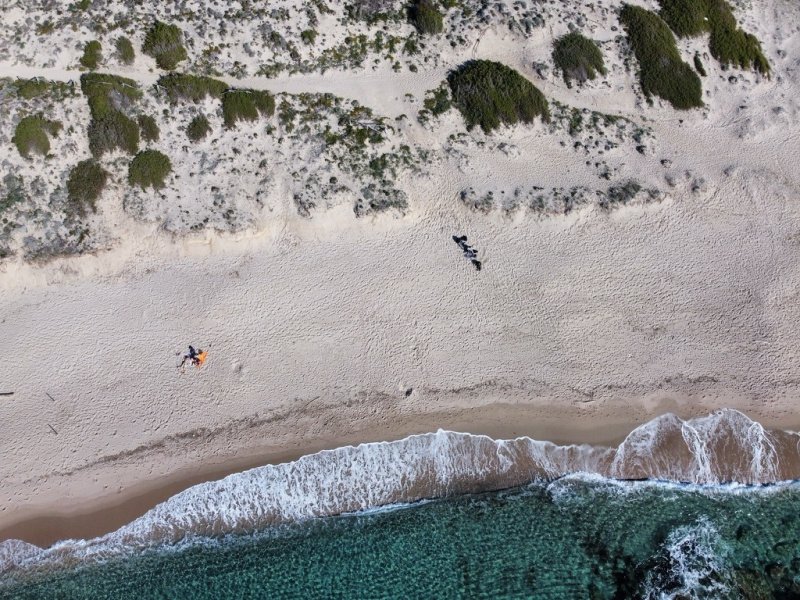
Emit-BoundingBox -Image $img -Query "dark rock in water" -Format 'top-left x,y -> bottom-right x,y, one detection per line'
472,260 -> 482,271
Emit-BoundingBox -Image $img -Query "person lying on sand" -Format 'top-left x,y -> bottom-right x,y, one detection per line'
179,345 -> 208,369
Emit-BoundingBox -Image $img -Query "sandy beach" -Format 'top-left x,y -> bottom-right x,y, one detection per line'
1,0 -> 800,555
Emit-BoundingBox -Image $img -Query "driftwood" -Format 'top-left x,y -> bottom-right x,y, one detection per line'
0,392 -> 13,396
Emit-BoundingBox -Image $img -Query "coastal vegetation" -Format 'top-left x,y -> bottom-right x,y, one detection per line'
80,73 -> 142,156
157,73 -> 228,103
66,159 -> 108,215
128,150 -> 172,189
116,37 -> 135,65
12,115 -> 62,157
138,115 -> 160,142
186,115 -> 211,141
658,0 -> 770,74
222,90 -> 275,128
301,29 -> 318,45
143,21 -> 188,70
410,0 -> 444,35
620,5 -> 703,109
552,32 -> 606,87
447,60 -> 549,133
80,40 -> 102,70
14,78 -> 74,100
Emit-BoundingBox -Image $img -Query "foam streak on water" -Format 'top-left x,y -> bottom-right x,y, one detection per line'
2,408 -> 799,577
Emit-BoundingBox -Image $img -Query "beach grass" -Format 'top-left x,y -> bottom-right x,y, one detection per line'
187,114 -> 211,141
157,73 -> 228,103
143,21 -> 188,70
222,90 -> 275,128
447,60 -> 549,133
620,5 -> 703,110
80,40 -> 102,70
138,115 -> 160,142
410,0 -> 444,35
128,150 -> 172,189
658,0 -> 770,74
116,37 -> 135,65
552,32 -> 606,88
12,115 -> 62,158
67,159 -> 108,215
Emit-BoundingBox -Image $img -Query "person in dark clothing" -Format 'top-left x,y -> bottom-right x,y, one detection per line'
179,345 -> 202,368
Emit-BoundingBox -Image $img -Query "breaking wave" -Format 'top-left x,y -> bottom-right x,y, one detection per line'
2,408 -> 800,579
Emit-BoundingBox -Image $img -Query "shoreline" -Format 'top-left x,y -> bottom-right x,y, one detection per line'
3,401 -> 800,549
0,402 -> 638,548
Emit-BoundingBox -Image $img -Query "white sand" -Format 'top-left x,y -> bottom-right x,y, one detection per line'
1,0 -> 800,542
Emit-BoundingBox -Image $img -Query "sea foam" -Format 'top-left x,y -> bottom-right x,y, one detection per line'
2,408 -> 799,578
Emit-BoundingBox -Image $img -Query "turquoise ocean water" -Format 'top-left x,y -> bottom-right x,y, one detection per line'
4,477 -> 800,599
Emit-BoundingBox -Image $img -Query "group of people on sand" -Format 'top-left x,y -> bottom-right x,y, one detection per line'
452,235 -> 482,271
178,345 -> 208,369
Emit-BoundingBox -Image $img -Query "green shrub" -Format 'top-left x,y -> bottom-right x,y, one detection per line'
410,0 -> 444,35
186,114 -> 211,141
694,53 -> 707,76
658,0 -> 769,74
66,159 -> 108,215
116,36 -> 135,65
80,73 -> 141,119
447,60 -> 549,133
157,73 -> 228,102
658,0 -> 708,37
706,0 -> 769,74
138,114 -> 160,142
301,29 -> 318,45
128,150 -> 172,189
620,5 -> 703,110
552,32 -> 606,87
80,73 -> 141,156
222,89 -> 275,128
423,83 -> 451,115
142,21 -> 188,70
88,111 -> 139,156
12,115 -> 62,158
80,40 -> 102,70
15,78 -> 48,99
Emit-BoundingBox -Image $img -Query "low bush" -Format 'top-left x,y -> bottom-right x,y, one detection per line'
14,78 -> 73,99
13,115 -> 62,158
157,73 -> 228,102
658,0 -> 708,37
66,159 -> 108,215
447,60 -> 549,133
142,21 -> 187,70
80,73 -> 141,119
186,114 -> 211,141
222,89 -> 275,128
620,5 -> 703,109
658,0 -> 769,74
138,114 -> 160,142
88,111 -> 139,156
694,54 -> 707,76
423,84 -> 451,115
706,0 -> 769,74
80,40 -> 102,69
552,32 -> 606,87
128,150 -> 172,189
301,29 -> 318,45
410,0 -> 444,35
116,36 -> 135,65
80,73 -> 141,156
